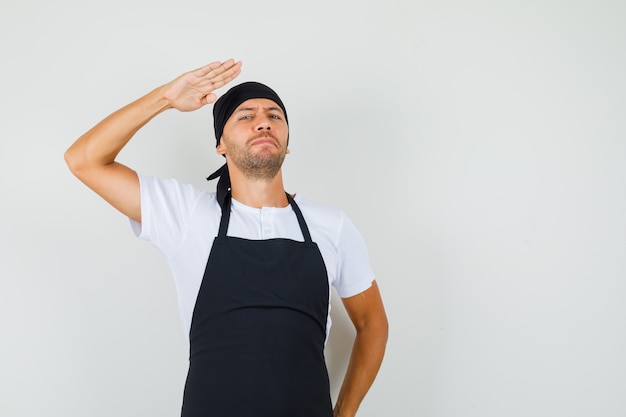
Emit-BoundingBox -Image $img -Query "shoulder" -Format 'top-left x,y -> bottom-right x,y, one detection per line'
293,195 -> 358,246
295,195 -> 375,297
294,195 -> 345,227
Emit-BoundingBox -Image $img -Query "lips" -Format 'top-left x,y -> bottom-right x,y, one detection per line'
249,134 -> 278,147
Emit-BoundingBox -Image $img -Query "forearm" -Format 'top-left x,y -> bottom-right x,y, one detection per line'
334,321 -> 388,417
64,86 -> 171,173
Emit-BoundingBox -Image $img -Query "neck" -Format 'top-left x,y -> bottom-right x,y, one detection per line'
228,164 -> 289,208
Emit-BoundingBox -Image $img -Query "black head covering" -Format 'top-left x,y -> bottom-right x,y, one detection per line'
207,81 -> 288,209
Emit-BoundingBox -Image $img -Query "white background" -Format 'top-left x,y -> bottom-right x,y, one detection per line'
1,0 -> 626,416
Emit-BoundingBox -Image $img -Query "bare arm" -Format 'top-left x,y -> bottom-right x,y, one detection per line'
64,59 -> 242,222
334,280 -> 389,417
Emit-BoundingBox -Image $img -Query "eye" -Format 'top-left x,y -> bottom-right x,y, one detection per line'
270,114 -> 281,120
239,115 -> 252,120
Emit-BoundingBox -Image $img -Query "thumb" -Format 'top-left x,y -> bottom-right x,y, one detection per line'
203,92 -> 218,105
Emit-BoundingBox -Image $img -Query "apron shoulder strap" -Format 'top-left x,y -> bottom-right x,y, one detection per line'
286,193 -> 313,243
217,192 -> 232,237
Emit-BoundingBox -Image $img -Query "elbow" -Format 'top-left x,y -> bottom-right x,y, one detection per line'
376,311 -> 389,346
63,147 -> 76,171
358,313 -> 389,346
380,315 -> 389,345
377,318 -> 389,357
64,144 -> 87,177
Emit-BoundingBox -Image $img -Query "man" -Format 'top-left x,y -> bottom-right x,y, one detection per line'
64,59 -> 388,417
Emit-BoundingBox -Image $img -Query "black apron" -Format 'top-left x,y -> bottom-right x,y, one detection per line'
181,193 -> 333,417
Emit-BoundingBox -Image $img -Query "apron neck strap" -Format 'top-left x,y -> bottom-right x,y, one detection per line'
286,193 -> 312,243
217,192 -> 232,237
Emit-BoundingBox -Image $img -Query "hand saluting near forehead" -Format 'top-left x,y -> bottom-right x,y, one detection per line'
162,59 -> 243,112
63,58 -> 242,223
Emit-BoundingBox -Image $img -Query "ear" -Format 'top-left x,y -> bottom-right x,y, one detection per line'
216,140 -> 226,156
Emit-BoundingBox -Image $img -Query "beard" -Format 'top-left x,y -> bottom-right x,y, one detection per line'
223,133 -> 288,181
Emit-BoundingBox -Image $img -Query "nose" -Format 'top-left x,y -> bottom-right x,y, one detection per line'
256,115 -> 272,130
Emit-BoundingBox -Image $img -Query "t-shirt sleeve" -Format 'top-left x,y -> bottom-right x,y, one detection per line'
334,212 -> 376,298
129,174 -> 204,257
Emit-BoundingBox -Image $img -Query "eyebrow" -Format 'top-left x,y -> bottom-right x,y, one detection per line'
234,106 -> 284,114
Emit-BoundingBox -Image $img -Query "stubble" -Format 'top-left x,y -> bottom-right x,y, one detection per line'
222,133 -> 288,181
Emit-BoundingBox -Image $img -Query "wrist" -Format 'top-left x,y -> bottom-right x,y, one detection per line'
333,402 -> 356,417
150,85 -> 174,112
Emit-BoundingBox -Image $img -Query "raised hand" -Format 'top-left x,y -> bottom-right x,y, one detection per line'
65,58 -> 241,222
162,59 -> 243,112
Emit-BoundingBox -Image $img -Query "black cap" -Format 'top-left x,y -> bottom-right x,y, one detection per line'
212,81 -> 288,146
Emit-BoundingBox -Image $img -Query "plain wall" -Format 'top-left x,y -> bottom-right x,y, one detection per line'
1,0 -> 625,416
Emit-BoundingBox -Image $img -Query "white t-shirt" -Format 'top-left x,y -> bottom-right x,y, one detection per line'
130,174 -> 375,342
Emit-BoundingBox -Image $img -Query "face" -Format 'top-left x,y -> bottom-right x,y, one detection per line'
217,98 -> 289,181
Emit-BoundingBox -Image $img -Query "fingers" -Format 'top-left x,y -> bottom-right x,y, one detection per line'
211,59 -> 242,85
190,59 -> 242,102
167,59 -> 241,110
196,60 -> 225,75
195,59 -> 242,83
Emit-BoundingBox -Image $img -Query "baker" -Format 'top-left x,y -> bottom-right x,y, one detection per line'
64,59 -> 388,417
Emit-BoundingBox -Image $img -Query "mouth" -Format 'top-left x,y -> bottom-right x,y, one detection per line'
249,134 -> 278,147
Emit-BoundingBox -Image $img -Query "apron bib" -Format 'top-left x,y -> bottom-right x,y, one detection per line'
181,193 -> 333,417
